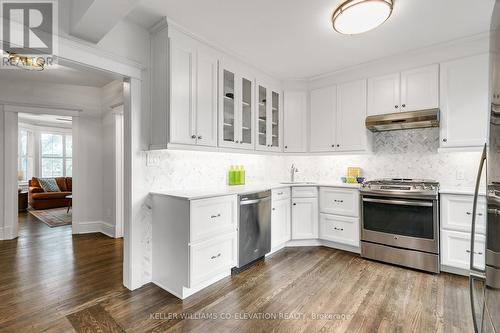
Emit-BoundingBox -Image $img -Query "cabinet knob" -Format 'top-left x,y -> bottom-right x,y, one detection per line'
336,144 -> 340,148
191,135 -> 197,139
235,140 -> 239,143
285,146 -> 288,149
293,203 -> 297,206
402,104 -> 406,108
198,136 -> 202,140
395,105 -> 399,109
331,144 -> 334,148
272,208 -> 276,211
442,138 -> 447,142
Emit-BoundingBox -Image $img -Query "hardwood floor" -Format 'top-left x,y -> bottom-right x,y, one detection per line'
0,214 -> 473,332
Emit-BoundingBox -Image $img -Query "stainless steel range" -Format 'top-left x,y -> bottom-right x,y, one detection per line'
360,178 -> 440,273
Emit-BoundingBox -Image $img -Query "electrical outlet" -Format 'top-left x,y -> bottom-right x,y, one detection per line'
146,152 -> 160,167
456,169 -> 465,180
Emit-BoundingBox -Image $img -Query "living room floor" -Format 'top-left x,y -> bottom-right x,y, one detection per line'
0,213 -> 474,332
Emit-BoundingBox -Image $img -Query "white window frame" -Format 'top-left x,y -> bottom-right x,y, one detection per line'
18,127 -> 34,184
40,131 -> 72,178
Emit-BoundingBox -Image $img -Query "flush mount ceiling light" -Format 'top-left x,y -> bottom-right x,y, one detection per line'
332,0 -> 393,35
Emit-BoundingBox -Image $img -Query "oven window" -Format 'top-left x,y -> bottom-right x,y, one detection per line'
363,198 -> 435,239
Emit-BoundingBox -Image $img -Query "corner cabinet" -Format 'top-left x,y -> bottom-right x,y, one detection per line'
255,82 -> 282,152
218,63 -> 255,149
283,91 -> 307,153
310,80 -> 370,153
367,64 -> 439,115
169,31 -> 218,147
439,54 -> 489,149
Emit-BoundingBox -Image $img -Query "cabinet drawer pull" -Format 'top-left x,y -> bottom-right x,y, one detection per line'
466,250 -> 483,255
210,213 -> 221,219
333,227 -> 344,231
466,212 -> 483,216
334,200 -> 344,203
277,192 -> 284,195
466,212 -> 471,215
211,253 -> 221,259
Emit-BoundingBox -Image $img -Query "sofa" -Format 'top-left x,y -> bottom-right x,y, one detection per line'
28,177 -> 72,210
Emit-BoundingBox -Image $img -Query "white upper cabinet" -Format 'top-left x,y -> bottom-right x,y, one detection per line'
367,73 -> 400,115
367,65 -> 439,115
256,82 -> 282,152
219,63 -> 255,150
439,54 -> 489,148
283,91 -> 307,153
169,31 -> 218,147
400,64 -> 439,112
336,79 -> 369,152
310,86 -> 336,152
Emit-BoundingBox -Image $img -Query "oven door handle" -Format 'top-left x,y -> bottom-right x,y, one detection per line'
362,197 -> 433,207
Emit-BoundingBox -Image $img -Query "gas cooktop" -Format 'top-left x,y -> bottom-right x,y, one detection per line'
361,178 -> 439,198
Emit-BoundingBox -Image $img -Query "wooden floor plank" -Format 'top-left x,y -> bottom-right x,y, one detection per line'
0,213 -> 474,333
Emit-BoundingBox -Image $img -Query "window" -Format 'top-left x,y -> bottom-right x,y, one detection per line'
18,128 -> 33,182
41,132 -> 72,177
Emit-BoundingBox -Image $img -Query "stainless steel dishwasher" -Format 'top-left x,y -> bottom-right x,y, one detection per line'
235,190 -> 271,270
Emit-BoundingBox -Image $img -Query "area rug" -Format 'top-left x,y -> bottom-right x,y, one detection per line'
29,208 -> 72,227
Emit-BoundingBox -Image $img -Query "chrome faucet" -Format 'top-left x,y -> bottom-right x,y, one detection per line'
290,164 -> 299,183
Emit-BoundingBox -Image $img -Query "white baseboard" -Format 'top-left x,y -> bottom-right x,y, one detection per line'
75,220 -> 116,238
0,225 -> 16,240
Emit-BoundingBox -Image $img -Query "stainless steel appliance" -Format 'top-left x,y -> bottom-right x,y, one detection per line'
360,179 -> 440,273
365,109 -> 439,132
235,190 -> 271,270
469,3 -> 500,331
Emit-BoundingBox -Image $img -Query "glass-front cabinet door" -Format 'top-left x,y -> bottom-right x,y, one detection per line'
221,69 -> 236,145
256,82 -> 281,151
219,64 -> 255,149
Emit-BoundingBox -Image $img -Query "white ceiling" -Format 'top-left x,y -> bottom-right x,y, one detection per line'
18,113 -> 73,127
127,0 -> 496,79
0,55 -> 120,87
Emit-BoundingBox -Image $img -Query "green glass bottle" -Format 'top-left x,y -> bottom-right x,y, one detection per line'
240,165 -> 245,185
234,166 -> 241,185
228,165 -> 235,185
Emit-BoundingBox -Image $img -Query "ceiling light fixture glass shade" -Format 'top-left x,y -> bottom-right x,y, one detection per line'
332,0 -> 393,35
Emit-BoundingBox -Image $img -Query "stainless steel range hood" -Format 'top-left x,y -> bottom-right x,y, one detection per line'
365,109 -> 440,132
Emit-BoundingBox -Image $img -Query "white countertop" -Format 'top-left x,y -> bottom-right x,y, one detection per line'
150,182 -> 361,200
439,187 -> 486,196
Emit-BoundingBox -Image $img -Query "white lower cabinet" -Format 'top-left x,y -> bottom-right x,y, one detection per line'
271,195 -> 291,249
319,213 -> 359,247
291,197 -> 319,240
440,193 -> 487,274
152,194 -> 237,299
441,229 -> 485,270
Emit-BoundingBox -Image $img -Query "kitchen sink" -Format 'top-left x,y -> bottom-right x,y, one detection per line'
280,181 -> 317,185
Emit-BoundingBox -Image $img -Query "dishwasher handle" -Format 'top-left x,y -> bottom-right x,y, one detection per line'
240,196 -> 271,206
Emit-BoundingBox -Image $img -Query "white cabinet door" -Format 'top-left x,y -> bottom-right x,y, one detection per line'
440,54 -> 489,148
440,194 -> 487,235
400,64 -> 439,112
441,229 -> 485,270
271,198 -> 291,248
170,37 -> 196,145
310,86 -> 336,152
284,91 -> 307,153
367,73 -> 400,115
195,50 -> 218,147
336,80 -> 369,152
291,197 -> 318,239
319,213 -> 359,247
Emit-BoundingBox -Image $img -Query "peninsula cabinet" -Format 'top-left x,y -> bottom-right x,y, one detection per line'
256,82 -> 282,152
152,194 -> 237,299
283,91 -> 307,153
367,64 -> 439,115
168,30 -> 218,147
218,62 -> 255,150
439,54 -> 489,149
310,79 -> 370,153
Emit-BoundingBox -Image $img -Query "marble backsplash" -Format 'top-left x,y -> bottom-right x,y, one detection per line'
141,127 -> 482,283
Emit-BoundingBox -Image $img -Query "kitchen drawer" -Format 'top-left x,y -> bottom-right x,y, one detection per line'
189,232 -> 236,287
272,187 -> 291,201
190,195 -> 237,243
319,187 -> 359,217
319,213 -> 359,247
441,229 -> 485,270
292,186 -> 318,198
441,194 -> 486,234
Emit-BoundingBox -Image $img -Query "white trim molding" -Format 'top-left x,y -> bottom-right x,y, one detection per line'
74,220 -> 116,238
